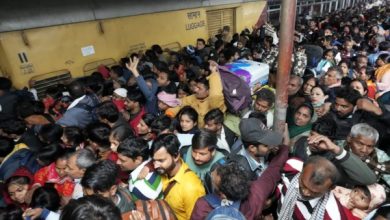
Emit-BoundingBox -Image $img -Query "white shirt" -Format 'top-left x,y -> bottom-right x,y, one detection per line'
67,95 -> 86,110
216,126 -> 230,153
72,179 -> 83,199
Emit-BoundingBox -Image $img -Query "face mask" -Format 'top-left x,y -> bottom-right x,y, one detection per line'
312,99 -> 325,108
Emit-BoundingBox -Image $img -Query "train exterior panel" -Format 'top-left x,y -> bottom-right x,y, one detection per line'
0,1 -> 266,89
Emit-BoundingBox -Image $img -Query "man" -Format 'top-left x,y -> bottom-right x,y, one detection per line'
181,129 -> 225,182
191,144 -> 288,219
151,133 -> 205,220
204,108 -> 238,153
249,88 -> 275,128
65,149 -> 96,199
195,38 -> 210,62
278,156 -> 349,220
81,160 -> 134,213
122,89 -> 146,136
0,77 -> 19,121
166,61 -> 226,127
96,101 -> 133,137
346,123 -> 390,186
292,115 -> 377,187
237,118 -> 284,179
323,66 -> 343,102
330,87 -> 390,146
116,137 -> 163,200
57,79 -> 100,128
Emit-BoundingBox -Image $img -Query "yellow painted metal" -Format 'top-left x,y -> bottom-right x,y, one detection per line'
0,1 -> 266,89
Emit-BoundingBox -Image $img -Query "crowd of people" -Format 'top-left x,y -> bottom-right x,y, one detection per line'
0,1 -> 390,220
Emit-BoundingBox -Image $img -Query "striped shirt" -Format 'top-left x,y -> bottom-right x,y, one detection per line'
129,159 -> 163,201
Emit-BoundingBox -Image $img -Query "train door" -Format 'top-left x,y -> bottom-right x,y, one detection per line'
206,8 -> 235,39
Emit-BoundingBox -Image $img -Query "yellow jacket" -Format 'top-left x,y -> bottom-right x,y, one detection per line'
166,71 -> 226,127
162,160 -> 205,220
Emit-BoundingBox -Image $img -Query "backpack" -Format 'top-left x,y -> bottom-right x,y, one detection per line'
120,187 -> 177,220
73,94 -> 100,122
218,66 -> 252,115
204,194 -> 246,220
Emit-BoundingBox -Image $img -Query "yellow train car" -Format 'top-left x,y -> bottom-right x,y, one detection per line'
0,0 -> 267,96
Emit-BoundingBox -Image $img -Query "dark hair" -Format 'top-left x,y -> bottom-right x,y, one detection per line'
30,186 -> 61,211
177,83 -> 191,96
0,77 -> 12,91
141,113 -> 156,127
126,89 -> 146,106
335,87 -> 362,105
117,138 -> 150,161
0,138 -> 14,157
378,40 -> 390,51
151,115 -> 173,134
39,124 -> 63,144
151,133 -> 180,157
96,101 -> 119,123
60,195 -> 121,220
204,108 -> 224,124
216,163 -> 250,201
16,100 -> 45,119
296,103 -> 314,119
0,118 -> 26,136
110,127 -> 134,144
0,204 -> 23,220
192,129 -> 217,151
6,176 -> 31,187
223,47 -> 238,62
349,79 -> 368,93
63,126 -> 84,148
248,111 -> 267,125
37,143 -> 63,166
153,61 -> 170,74
354,185 -> 371,201
194,76 -> 209,90
151,44 -> 163,55
377,53 -> 390,64
304,156 -> 340,186
197,38 -> 206,45
68,80 -> 86,99
311,114 -> 337,138
81,160 -> 118,193
177,106 -> 198,128
86,122 -> 111,148
255,88 -> 275,106
110,65 -> 124,77
372,204 -> 390,219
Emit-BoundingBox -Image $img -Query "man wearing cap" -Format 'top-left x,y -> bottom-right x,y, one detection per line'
238,118 -> 285,178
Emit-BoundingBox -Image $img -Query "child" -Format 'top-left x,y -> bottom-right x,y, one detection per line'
315,49 -> 335,76
333,184 -> 386,219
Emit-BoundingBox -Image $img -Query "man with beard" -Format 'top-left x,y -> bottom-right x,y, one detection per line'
181,129 -> 225,182
278,156 -> 350,220
151,133 -> 205,220
236,118 -> 284,179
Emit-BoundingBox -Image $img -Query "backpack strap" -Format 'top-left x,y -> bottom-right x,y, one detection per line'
205,194 -> 241,209
163,168 -> 191,197
204,194 -> 222,209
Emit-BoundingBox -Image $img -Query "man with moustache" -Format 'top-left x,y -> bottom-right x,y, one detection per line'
151,133 -> 205,220
278,156 -> 350,220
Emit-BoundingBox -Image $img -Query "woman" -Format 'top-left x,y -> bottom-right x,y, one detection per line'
375,54 -> 390,98
135,113 -> 156,145
4,167 -> 34,210
288,103 -> 314,148
176,106 -> 199,134
310,85 -> 329,119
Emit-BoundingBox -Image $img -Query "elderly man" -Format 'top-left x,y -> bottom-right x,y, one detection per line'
346,123 -> 390,187
278,156 -> 349,219
65,149 -> 97,199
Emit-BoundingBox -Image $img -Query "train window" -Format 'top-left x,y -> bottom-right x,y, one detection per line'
83,58 -> 117,75
206,8 -> 235,38
30,70 -> 72,99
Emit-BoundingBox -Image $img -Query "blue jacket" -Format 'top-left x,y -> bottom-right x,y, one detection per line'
57,94 -> 99,128
136,76 -> 159,115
